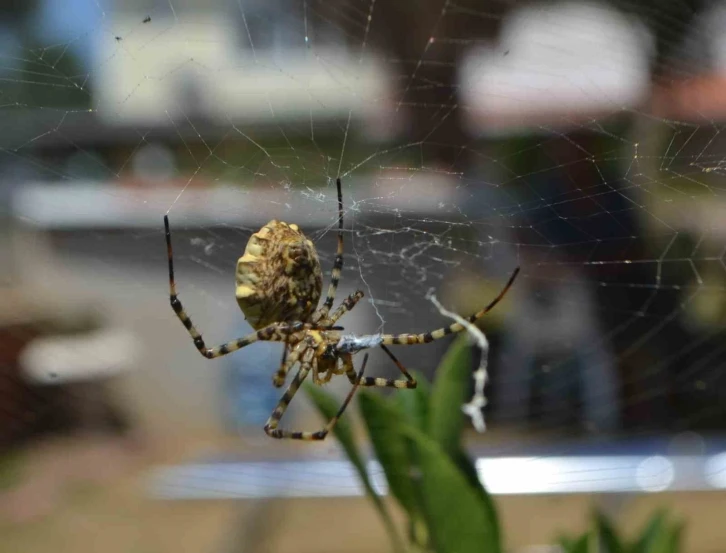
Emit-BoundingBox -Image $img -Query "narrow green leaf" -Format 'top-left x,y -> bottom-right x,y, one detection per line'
594,511 -> 624,553
630,510 -> 667,553
391,372 -> 434,549
359,390 -> 419,517
631,511 -> 684,553
558,536 -> 576,551
568,533 -> 592,553
409,516 -> 431,551
429,335 -> 473,456
664,520 -> 685,553
558,532 -> 594,553
394,370 -> 430,433
559,511 -> 684,553
389,371 -> 438,550
453,450 -> 501,551
304,384 -> 404,553
401,426 -> 500,553
304,384 -> 377,500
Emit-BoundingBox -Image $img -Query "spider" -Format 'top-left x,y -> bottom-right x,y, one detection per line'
164,178 -> 519,440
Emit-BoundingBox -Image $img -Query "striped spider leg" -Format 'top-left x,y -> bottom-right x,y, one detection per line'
164,178 -> 368,441
311,178 -> 345,325
335,266 -> 521,386
262,266 -> 520,439
165,214 -> 298,358
264,353 -> 369,440
164,172 -> 519,441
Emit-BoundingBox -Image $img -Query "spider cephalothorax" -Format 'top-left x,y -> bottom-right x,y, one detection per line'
283,328 -> 345,385
164,178 -> 519,440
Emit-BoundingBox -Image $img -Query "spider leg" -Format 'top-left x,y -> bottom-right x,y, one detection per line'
312,358 -> 324,385
165,215 -> 292,359
313,177 -> 344,323
314,366 -> 334,385
273,345 -> 299,388
379,267 -> 520,346
344,346 -> 417,389
312,351 -> 335,385
328,290 -> 364,325
265,354 -> 368,440
264,361 -> 312,438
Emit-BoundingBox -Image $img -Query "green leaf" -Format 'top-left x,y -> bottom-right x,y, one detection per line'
304,383 -> 404,553
389,375 -> 434,549
358,390 -> 419,517
558,532 -> 593,553
429,335 -> 473,456
630,510 -> 667,553
594,511 -> 625,553
401,426 -> 500,553
557,536 -> 576,551
558,511 -> 684,553
395,370 -> 430,433
427,335 -> 501,547
408,516 -> 431,551
629,511 -> 684,553
568,533 -> 592,553
453,450 -> 501,551
664,520 -> 685,553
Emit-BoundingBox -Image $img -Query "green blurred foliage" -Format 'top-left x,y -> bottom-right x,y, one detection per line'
305,336 -> 686,553
559,509 -> 684,553
306,335 -> 501,553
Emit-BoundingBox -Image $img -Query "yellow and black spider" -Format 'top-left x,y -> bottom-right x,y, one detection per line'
164,178 -> 519,440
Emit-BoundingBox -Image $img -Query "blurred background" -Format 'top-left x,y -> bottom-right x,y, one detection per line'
1,0 -> 726,551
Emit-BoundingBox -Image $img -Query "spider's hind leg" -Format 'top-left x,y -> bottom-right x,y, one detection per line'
264,355 -> 368,440
345,345 -> 417,389
273,345 -> 298,388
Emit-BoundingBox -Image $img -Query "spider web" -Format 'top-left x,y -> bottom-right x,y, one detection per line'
2,0 -> 726,530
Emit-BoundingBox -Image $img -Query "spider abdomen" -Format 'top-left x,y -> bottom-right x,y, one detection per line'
236,220 -> 323,329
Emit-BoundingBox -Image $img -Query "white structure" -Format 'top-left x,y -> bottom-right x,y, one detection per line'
460,1 -> 653,134
92,14 -> 393,134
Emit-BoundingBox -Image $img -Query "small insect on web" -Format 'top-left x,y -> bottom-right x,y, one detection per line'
164,178 -> 520,440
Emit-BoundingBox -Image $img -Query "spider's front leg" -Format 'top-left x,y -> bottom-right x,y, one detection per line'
164,215 -> 294,358
327,290 -> 364,325
312,178 -> 345,324
273,345 -> 299,388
